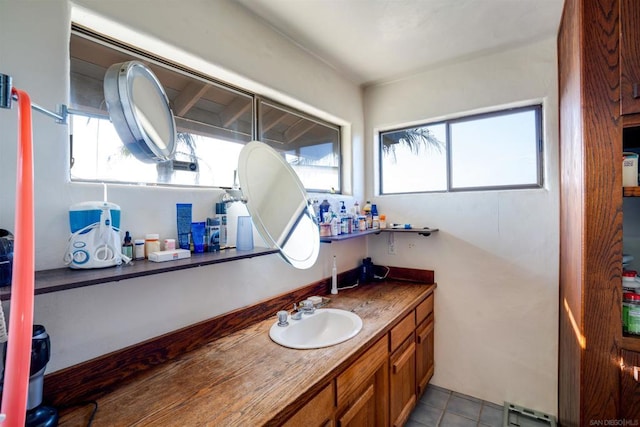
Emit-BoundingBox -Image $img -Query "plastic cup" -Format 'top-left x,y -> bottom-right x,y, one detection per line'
236,216 -> 254,251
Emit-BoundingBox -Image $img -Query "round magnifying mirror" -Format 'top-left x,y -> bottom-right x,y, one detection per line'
238,141 -> 320,269
104,61 -> 176,163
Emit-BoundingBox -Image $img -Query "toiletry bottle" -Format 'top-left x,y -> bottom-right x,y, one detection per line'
134,239 -> 145,260
352,201 -> 360,231
215,203 -> 227,249
145,234 -> 161,258
371,204 -> 379,229
330,213 -> 340,236
339,201 -> 349,234
121,231 -> 133,259
319,199 -> 331,223
363,201 -> 372,229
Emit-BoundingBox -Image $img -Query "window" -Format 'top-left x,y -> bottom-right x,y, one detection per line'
258,100 -> 340,192
69,27 -> 341,192
379,105 -> 543,194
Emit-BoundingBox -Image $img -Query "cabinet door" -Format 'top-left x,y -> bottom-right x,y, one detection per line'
337,380 -> 376,427
337,336 -> 389,427
621,349 -> 640,419
621,0 -> 640,115
416,315 -> 435,397
283,382 -> 335,427
389,336 -> 416,427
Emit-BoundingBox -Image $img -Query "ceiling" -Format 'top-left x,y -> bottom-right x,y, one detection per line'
236,0 -> 565,86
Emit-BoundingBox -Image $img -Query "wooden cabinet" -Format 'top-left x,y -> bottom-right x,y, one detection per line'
415,294 -> 435,397
559,0 -> 637,424
621,0 -> 640,115
620,349 -> 640,420
284,291 -> 435,427
336,336 -> 389,427
283,382 -> 335,427
389,336 -> 416,427
389,312 -> 416,427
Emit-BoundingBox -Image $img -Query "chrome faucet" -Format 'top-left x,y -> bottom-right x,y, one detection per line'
290,300 -> 315,320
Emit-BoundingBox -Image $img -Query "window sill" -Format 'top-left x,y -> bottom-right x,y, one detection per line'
0,248 -> 279,301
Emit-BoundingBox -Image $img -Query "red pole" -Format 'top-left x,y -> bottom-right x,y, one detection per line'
1,88 -> 35,426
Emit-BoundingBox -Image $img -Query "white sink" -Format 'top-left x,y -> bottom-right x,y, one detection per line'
269,308 -> 363,349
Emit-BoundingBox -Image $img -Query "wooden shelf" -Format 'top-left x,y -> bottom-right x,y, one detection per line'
623,113 -> 640,128
621,334 -> 640,353
0,247 -> 279,301
320,227 -> 439,243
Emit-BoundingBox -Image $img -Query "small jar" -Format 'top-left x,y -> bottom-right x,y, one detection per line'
144,234 -> 161,258
625,293 -> 640,335
134,239 -> 145,260
358,216 -> 367,231
623,270 -> 640,292
164,238 -> 176,251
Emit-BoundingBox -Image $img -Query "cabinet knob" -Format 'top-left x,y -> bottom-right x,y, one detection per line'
634,366 -> 639,383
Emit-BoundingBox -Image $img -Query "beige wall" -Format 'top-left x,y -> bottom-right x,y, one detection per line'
364,38 -> 559,415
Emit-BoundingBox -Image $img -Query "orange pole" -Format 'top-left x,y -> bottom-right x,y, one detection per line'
1,88 -> 35,426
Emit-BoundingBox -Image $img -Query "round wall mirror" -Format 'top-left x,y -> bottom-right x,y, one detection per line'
104,61 -> 177,163
238,141 -> 320,269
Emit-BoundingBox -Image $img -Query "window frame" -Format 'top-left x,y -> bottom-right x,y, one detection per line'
378,104 -> 544,195
69,24 -> 343,193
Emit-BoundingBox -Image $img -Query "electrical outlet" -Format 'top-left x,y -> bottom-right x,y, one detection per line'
408,242 -> 416,249
388,233 -> 397,255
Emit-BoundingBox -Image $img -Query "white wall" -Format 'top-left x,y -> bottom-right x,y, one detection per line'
364,38 -> 559,415
0,0 -> 366,372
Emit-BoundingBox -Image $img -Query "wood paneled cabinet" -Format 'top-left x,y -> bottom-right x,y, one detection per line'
283,382 -> 336,427
389,312 -> 417,427
415,295 -> 435,397
559,0 -> 640,424
621,0 -> 640,116
283,291 -> 435,427
620,349 -> 640,420
336,336 -> 389,427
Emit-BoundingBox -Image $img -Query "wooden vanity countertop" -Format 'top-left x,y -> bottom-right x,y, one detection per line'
59,281 -> 435,426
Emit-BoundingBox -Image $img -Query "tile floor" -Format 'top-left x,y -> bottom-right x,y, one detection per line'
407,384 -> 504,427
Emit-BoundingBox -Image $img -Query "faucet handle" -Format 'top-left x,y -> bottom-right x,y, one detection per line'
301,299 -> 315,314
277,310 -> 289,327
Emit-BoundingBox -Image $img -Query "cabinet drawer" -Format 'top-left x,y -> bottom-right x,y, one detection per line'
416,294 -> 434,325
337,336 -> 388,405
390,311 -> 416,352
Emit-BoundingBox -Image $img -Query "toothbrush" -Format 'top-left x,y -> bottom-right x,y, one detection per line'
331,256 -> 338,295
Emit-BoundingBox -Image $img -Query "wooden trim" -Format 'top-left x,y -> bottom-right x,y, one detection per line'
623,187 -> 640,197
623,113 -> 640,128
386,267 -> 434,284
